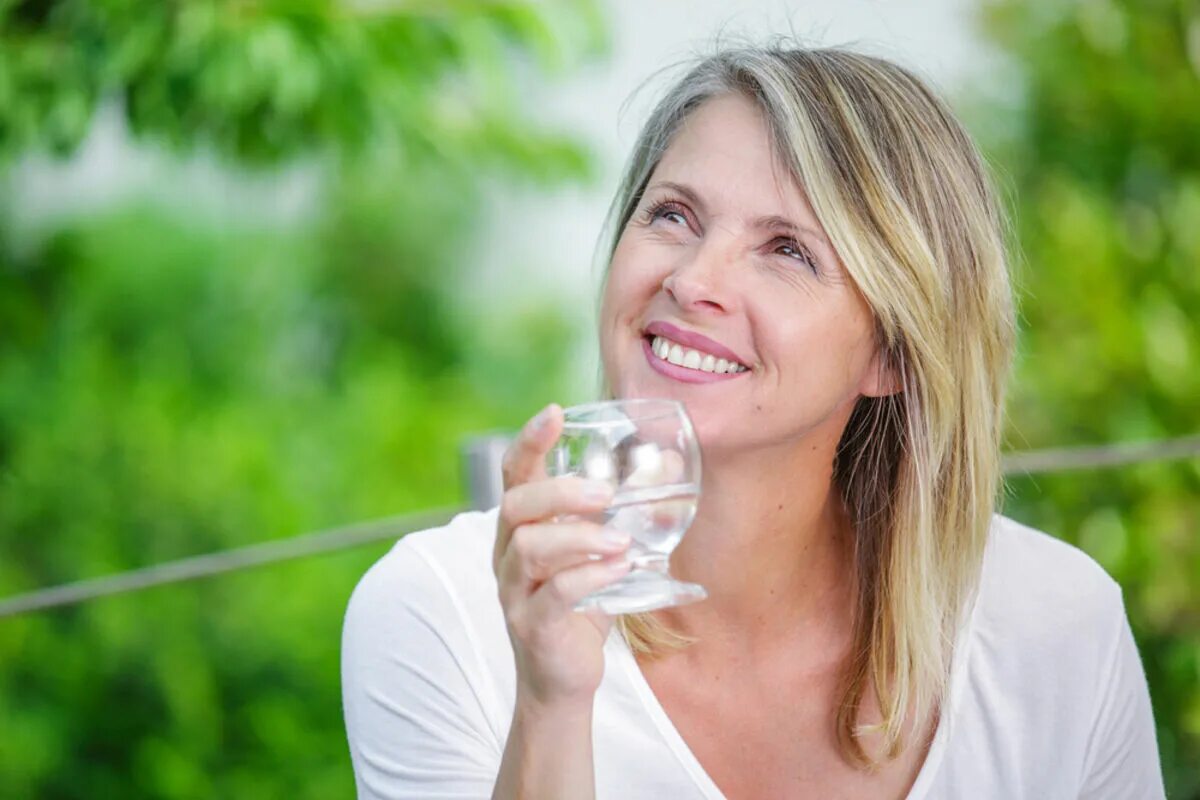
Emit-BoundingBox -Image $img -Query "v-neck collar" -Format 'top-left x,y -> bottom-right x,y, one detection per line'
607,578 -> 983,800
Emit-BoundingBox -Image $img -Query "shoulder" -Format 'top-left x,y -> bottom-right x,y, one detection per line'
342,505 -> 507,675
341,506 -> 507,703
935,515 -> 1161,794
341,509 -> 509,788
978,512 -> 1123,633
345,505 -> 501,620
966,513 -> 1128,704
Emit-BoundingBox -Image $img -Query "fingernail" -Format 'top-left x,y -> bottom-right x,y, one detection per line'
582,481 -> 613,504
531,404 -> 556,432
602,529 -> 630,547
606,557 -> 631,573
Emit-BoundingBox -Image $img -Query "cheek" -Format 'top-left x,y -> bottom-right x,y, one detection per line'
598,272 -> 638,360
599,276 -> 628,344
597,286 -> 617,368
767,305 -> 876,390
602,250 -> 660,324
608,229 -> 669,293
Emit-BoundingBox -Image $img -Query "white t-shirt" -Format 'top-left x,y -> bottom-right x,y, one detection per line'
340,506 -> 1165,799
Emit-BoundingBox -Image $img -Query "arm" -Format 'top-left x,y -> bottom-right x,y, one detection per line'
491,693 -> 597,800
488,403 -> 634,798
341,542 -> 500,799
342,521 -> 623,800
347,406 -> 627,799
1077,586 -> 1166,799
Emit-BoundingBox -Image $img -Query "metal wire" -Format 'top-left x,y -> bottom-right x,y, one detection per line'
1,433 -> 1197,620
1001,434 -> 1200,474
0,506 -> 462,619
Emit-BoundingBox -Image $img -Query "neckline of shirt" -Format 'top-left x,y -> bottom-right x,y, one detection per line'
605,536 -> 990,800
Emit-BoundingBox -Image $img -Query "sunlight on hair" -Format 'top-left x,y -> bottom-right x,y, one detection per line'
597,38 -> 1016,771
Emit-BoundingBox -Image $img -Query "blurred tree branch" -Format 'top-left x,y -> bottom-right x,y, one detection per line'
0,0 -> 605,179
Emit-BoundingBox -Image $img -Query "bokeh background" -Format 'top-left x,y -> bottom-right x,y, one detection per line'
1,0 -> 1197,797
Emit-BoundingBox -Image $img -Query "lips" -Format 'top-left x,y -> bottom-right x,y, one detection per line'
642,321 -> 749,367
641,336 -> 746,384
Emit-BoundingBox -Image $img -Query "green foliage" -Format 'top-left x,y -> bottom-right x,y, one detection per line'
0,1 -> 599,796
975,0 -> 1200,794
6,0 -> 1192,795
0,0 -> 604,175
0,198 -> 578,797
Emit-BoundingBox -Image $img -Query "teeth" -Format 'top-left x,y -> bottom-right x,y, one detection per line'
650,335 -> 746,374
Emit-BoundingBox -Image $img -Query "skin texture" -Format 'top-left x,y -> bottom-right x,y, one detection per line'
597,92 -> 931,797
492,404 -> 635,800
602,98 -> 887,458
599,91 -> 894,645
491,92 -> 928,799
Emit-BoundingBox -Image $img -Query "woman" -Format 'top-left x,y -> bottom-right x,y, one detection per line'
341,44 -> 1165,798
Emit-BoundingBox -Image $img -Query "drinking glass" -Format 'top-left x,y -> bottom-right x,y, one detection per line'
545,398 -> 706,615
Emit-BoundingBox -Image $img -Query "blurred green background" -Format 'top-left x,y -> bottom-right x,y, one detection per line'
0,0 -> 1195,797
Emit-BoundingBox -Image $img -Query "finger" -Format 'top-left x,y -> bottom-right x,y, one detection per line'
525,555 -> 632,619
495,475 -> 614,566
493,403 -> 565,573
501,403 -> 563,492
661,448 -> 686,483
623,445 -> 686,490
500,520 -> 631,589
503,475 -> 615,528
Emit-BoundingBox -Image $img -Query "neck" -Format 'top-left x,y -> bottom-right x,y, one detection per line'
654,430 -> 857,661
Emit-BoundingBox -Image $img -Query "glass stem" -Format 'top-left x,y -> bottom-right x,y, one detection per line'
629,554 -> 669,573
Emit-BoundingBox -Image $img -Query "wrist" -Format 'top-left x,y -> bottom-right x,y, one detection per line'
495,687 -> 597,800
515,686 -> 595,722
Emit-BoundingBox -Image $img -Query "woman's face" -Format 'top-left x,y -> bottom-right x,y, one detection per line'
599,92 -> 893,455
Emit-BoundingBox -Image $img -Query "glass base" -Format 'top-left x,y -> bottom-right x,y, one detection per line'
573,567 -> 707,615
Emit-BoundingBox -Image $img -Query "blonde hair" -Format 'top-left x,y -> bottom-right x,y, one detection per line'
594,41 -> 1016,770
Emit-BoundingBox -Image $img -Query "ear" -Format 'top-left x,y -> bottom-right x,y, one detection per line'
859,346 -> 902,398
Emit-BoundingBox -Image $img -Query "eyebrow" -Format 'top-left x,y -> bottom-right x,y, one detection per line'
645,180 -> 831,248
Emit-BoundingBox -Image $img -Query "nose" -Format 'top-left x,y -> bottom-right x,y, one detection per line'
662,239 -> 739,314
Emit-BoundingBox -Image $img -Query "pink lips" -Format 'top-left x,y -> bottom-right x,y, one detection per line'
643,321 -> 748,367
641,337 -> 748,384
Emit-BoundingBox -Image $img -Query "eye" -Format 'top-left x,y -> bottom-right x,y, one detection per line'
641,200 -> 691,228
773,238 -> 819,273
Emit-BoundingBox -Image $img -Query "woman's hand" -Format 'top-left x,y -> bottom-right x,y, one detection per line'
492,403 -> 632,709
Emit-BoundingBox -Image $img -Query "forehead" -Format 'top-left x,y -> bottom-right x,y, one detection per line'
651,93 -> 814,222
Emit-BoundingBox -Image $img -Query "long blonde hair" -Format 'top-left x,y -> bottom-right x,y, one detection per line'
595,42 -> 1016,769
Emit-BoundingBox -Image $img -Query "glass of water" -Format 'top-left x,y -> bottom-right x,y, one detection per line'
545,398 -> 706,615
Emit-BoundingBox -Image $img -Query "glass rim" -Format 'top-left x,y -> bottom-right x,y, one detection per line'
558,398 -> 685,427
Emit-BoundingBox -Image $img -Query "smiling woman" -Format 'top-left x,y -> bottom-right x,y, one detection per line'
341,41 -> 1166,800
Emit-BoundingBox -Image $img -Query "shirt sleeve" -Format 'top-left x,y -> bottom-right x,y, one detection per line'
341,539 -> 502,799
1077,585 -> 1166,799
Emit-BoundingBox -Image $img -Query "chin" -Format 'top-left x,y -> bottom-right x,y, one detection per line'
680,411 -> 730,452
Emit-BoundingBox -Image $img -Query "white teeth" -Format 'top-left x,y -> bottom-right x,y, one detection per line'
650,335 -> 746,374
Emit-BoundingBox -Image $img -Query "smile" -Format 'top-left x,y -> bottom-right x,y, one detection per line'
641,335 -> 750,384
650,335 -> 748,373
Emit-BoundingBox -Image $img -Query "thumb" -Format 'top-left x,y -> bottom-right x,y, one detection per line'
501,403 -> 563,490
